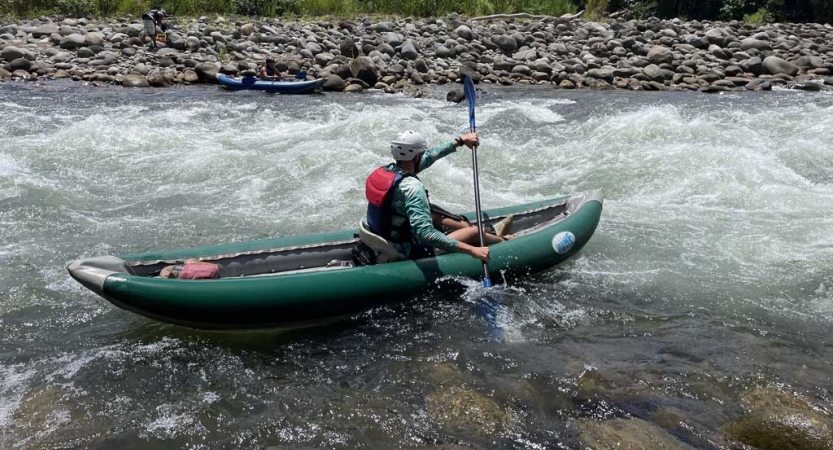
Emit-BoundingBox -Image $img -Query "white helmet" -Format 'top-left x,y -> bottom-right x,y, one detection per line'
390,131 -> 427,161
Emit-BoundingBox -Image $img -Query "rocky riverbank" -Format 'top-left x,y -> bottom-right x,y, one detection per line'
1,14 -> 833,94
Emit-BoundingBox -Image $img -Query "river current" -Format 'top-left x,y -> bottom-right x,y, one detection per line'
1,82 -> 831,448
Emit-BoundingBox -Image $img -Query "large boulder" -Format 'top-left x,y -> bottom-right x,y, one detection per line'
739,38 -> 772,52
185,36 -> 201,52
9,58 -> 32,72
647,45 -> 673,64
763,56 -> 799,76
322,74 -> 346,91
32,24 -> 59,38
122,74 -> 150,87
339,37 -> 359,58
194,62 -> 220,83
1,46 -> 34,62
740,56 -> 764,76
166,33 -> 187,51
350,56 -> 377,85
400,40 -> 419,60
455,25 -> 473,41
59,34 -> 85,49
85,32 -> 104,47
492,35 -> 518,53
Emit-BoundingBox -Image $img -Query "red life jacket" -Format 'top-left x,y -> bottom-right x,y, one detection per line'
365,165 -> 413,242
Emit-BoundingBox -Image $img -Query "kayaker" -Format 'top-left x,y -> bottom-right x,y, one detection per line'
258,58 -> 279,79
365,131 -> 513,263
141,9 -> 168,49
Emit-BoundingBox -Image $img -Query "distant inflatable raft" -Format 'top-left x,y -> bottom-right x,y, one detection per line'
216,73 -> 325,94
67,192 -> 603,330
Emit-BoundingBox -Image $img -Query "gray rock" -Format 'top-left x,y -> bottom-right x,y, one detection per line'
195,62 -> 220,83
740,56 -> 764,76
446,87 -> 465,102
740,38 -> 772,52
0,68 -> 11,78
350,56 -> 378,85
492,35 -> 518,53
60,34 -> 85,49
186,36 -> 201,52
455,25 -> 473,41
146,73 -> 170,87
746,78 -> 772,90
339,37 -> 359,58
167,33 -> 187,51
12,69 -> 34,80
76,47 -> 95,58
643,64 -> 665,81
53,52 -> 73,63
1,46 -> 33,62
512,49 -> 537,61
344,83 -> 363,93
647,45 -> 673,64
763,56 -> 799,76
400,40 -> 419,60
108,33 -> 128,44
322,74 -> 346,91
435,45 -> 454,58
305,42 -> 322,54
9,58 -> 32,72
385,32 -> 404,48
375,22 -> 393,33
32,24 -> 59,38
240,23 -> 256,36
315,52 -> 334,65
794,56 -> 825,69
85,32 -> 104,47
511,64 -> 531,76
122,74 -> 149,87
587,68 -> 614,82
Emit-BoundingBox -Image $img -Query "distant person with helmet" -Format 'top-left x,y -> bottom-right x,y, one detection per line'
363,131 -> 513,263
142,9 -> 168,49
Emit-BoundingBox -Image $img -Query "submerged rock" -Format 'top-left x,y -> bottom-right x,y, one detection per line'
579,418 -> 695,450
725,408 -> 833,450
427,387 -> 513,435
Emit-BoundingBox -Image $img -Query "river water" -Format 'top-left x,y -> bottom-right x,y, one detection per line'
1,81 -> 831,448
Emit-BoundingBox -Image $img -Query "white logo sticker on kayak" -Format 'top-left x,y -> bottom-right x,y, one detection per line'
552,232 -> 576,254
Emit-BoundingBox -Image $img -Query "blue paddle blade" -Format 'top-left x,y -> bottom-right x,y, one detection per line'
463,75 -> 476,131
295,71 -> 307,79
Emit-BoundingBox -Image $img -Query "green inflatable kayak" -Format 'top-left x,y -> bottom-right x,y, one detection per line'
68,191 -> 603,329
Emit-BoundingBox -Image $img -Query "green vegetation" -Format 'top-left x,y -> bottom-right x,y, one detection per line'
605,0 -> 831,23
1,0 -> 831,23
0,0 -> 575,19
584,0 -> 609,21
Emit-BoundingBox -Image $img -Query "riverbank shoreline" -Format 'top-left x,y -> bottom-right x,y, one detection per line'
1,14 -> 832,94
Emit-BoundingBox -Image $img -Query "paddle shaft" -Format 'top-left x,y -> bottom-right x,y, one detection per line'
469,130 -> 492,287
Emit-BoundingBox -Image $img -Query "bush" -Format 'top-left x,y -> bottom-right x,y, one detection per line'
585,0 -> 610,20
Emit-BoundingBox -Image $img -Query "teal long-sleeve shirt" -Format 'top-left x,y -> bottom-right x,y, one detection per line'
387,141 -> 460,256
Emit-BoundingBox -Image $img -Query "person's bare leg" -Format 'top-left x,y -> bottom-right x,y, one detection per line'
448,226 -> 509,247
432,213 -> 468,233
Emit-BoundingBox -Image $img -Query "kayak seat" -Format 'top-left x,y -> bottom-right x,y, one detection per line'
358,221 -> 407,264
